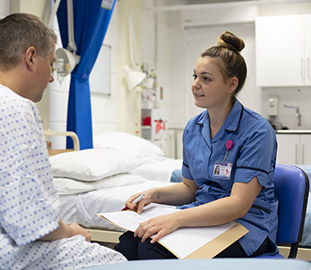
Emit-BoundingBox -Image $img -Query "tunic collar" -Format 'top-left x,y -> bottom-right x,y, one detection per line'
196,99 -> 243,133
195,99 -> 243,145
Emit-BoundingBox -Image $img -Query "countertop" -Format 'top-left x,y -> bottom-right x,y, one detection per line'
276,130 -> 311,134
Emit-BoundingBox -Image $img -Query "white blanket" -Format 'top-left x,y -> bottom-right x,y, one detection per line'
59,181 -> 173,230
131,156 -> 182,182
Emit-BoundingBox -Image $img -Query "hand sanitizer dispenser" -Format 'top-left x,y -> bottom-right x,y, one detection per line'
267,96 -> 278,116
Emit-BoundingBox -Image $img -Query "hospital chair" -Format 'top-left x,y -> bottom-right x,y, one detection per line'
257,164 -> 309,258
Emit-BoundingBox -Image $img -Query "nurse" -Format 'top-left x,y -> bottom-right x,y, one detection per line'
116,31 -> 278,259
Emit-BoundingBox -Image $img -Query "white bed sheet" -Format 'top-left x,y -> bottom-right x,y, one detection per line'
131,156 -> 183,182
59,180 -> 173,231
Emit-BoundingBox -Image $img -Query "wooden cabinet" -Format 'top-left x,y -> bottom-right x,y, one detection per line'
276,133 -> 311,165
256,15 -> 311,87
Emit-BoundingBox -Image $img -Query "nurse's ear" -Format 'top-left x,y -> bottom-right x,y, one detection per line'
227,77 -> 239,95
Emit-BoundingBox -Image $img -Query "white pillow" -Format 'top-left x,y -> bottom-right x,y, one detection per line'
49,148 -> 142,181
93,132 -> 164,158
53,173 -> 146,195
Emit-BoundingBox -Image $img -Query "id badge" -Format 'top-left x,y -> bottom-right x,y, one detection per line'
213,161 -> 232,179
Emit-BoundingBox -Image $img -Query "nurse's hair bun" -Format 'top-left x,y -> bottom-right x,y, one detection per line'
217,31 -> 245,53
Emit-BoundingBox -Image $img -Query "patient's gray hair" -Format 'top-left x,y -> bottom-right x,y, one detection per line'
0,13 -> 57,71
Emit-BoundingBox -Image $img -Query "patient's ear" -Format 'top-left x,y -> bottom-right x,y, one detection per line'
24,46 -> 37,71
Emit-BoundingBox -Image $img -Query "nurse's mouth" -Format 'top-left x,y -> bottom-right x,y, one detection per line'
194,93 -> 204,97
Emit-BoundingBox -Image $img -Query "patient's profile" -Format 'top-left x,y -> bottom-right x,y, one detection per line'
0,13 -> 126,268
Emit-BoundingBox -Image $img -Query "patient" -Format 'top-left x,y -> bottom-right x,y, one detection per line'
116,31 -> 278,259
0,13 -> 126,269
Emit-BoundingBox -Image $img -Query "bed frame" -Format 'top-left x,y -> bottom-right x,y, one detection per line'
44,130 -> 311,259
44,129 -> 123,245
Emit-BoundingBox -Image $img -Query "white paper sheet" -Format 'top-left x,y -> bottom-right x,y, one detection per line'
98,204 -> 236,259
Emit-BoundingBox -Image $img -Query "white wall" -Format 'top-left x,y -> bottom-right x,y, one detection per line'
0,1 -> 9,18
141,2 -> 188,158
140,1 -> 311,157
3,1 -> 311,156
177,2 -> 311,129
152,2 -> 311,127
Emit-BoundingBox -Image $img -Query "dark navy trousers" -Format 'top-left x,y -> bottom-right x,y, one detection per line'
114,231 -> 275,260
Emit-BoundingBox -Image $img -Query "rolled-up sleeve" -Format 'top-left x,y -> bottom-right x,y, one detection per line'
234,122 -> 277,187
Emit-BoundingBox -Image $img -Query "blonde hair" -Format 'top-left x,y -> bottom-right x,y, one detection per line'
201,31 -> 247,95
0,13 -> 57,71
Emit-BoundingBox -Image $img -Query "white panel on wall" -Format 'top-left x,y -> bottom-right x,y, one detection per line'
0,0 -> 9,18
49,122 -> 68,149
91,96 -> 118,123
49,91 -> 69,122
90,44 -> 111,95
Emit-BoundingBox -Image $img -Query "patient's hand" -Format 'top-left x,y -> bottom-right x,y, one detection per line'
69,223 -> 91,242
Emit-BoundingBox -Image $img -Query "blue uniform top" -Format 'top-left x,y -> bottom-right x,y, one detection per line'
181,99 -> 278,256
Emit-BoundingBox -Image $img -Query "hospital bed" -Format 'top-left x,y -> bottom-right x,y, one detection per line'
45,131 -> 311,260
45,131 -> 182,244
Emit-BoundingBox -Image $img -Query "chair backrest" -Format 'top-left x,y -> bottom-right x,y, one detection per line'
273,164 -> 309,258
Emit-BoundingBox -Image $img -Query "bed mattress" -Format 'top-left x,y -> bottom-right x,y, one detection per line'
59,180 -> 173,231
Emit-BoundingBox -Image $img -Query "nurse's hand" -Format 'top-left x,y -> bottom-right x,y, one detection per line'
124,189 -> 155,214
134,212 -> 180,243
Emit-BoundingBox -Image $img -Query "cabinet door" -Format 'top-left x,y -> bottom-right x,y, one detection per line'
305,15 -> 311,85
276,134 -> 300,165
300,134 -> 311,164
256,15 -> 305,87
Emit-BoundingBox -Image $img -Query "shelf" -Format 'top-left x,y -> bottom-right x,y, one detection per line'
142,126 -> 151,130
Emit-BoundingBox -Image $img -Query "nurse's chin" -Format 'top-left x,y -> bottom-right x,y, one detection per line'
194,101 -> 207,109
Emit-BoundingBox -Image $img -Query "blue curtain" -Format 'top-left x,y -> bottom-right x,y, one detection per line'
57,0 -> 116,149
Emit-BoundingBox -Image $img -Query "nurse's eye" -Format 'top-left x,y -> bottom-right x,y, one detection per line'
192,74 -> 197,80
202,76 -> 211,82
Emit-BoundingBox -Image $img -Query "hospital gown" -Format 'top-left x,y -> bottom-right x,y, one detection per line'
0,84 -> 126,269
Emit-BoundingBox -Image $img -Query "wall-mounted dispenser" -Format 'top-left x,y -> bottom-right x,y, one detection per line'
267,96 -> 278,116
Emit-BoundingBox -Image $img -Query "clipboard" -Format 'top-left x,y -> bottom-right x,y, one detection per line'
184,222 -> 248,259
98,205 -> 248,259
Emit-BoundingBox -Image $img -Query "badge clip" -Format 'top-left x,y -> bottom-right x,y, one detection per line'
223,139 -> 233,162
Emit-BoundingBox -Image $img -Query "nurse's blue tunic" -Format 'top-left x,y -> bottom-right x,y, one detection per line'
181,99 -> 278,256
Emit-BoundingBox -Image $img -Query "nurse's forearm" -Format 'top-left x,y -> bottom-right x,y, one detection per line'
152,179 -> 197,206
174,178 -> 261,227
175,196 -> 244,228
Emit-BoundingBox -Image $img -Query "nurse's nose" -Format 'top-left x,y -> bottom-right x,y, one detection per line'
192,77 -> 200,89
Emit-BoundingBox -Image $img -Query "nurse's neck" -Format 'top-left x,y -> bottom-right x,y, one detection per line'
209,101 -> 233,139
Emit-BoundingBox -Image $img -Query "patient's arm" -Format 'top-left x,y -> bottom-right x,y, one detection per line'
38,219 -> 91,242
